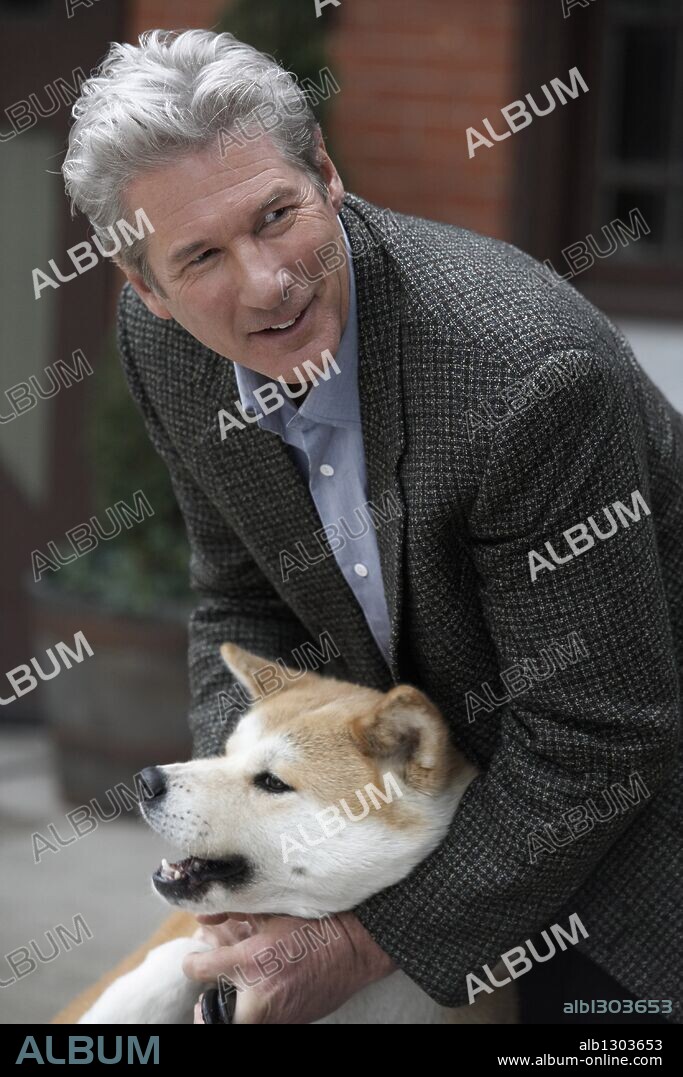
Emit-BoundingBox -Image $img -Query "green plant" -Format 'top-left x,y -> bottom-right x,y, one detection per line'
51,327 -> 191,616
217,0 -> 342,163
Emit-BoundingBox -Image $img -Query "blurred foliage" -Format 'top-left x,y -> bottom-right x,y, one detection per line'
48,328 -> 192,617
217,0 -> 343,163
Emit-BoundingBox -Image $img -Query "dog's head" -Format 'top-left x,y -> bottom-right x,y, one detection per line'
139,643 -> 477,918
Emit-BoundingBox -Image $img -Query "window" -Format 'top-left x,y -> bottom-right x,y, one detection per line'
517,0 -> 683,317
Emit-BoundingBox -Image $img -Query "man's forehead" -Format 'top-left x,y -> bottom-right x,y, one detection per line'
125,136 -> 302,248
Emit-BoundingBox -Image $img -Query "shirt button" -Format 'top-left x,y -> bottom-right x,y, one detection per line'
320,463 -> 335,477
354,563 -> 368,577
244,406 -> 256,417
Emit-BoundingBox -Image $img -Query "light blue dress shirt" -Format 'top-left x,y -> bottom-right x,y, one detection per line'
233,217 -> 392,667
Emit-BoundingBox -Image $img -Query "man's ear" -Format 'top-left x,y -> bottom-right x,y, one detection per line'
116,263 -> 173,320
220,642 -> 310,701
349,685 -> 455,792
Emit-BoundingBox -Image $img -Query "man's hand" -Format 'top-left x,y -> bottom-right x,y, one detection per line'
183,910 -> 397,1024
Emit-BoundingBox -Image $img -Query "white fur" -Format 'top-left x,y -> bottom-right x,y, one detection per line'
79,938 -> 214,1024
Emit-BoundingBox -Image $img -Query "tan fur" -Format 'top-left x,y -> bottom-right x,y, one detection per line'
221,643 -> 469,832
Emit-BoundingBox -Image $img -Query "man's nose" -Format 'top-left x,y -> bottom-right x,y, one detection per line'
234,246 -> 287,310
139,765 -> 167,801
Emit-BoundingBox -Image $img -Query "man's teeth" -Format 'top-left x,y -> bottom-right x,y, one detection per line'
269,309 -> 303,330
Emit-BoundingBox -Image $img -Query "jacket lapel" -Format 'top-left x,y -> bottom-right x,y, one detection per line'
339,196 -> 408,682
192,194 -> 407,687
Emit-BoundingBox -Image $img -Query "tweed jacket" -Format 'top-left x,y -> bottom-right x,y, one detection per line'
116,191 -> 683,1017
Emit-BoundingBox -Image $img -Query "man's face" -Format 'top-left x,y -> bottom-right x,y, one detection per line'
121,129 -> 349,383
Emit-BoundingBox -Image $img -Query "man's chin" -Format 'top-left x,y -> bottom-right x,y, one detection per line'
247,341 -> 336,384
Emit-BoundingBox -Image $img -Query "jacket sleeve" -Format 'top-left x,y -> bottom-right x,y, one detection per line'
115,286 -> 312,759
352,351 -> 680,1007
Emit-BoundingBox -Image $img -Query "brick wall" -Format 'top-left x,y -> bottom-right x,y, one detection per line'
326,0 -> 522,241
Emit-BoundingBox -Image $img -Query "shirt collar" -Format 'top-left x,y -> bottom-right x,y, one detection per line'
232,215 -> 360,431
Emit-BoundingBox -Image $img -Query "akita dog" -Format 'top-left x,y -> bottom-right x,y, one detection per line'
79,643 -> 517,1024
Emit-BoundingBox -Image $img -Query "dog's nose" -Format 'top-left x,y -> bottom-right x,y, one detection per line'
139,765 -> 167,801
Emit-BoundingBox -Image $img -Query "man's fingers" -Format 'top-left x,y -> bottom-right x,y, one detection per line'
183,941 -> 248,982
232,986 -> 269,1024
195,911 -> 265,927
200,919 -> 254,947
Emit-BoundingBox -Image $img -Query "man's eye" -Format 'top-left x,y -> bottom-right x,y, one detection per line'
261,206 -> 293,229
253,771 -> 294,794
190,248 -> 218,266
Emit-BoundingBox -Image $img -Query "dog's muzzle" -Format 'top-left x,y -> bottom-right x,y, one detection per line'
152,855 -> 251,902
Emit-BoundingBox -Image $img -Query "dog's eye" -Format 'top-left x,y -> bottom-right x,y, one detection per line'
253,771 -> 294,794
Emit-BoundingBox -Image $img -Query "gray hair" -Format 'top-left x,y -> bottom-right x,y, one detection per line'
62,28 -> 329,296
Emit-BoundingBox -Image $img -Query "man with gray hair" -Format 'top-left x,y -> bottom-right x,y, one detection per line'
62,29 -> 682,1025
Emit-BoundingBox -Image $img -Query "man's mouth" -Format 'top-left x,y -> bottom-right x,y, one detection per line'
152,855 -> 250,899
253,295 -> 315,338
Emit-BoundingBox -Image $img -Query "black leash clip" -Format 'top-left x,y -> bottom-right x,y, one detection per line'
200,982 -> 237,1025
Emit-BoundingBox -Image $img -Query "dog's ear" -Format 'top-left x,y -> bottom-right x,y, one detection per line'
219,642 -> 308,700
349,685 -> 454,791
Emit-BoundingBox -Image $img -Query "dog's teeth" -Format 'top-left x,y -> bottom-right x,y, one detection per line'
160,857 -> 181,881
